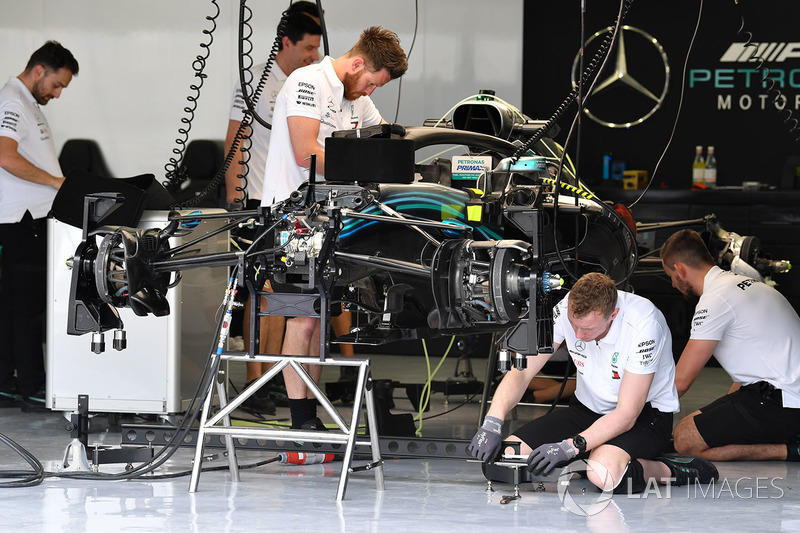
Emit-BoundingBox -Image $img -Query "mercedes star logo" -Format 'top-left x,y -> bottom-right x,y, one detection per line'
571,25 -> 670,128
575,340 -> 586,352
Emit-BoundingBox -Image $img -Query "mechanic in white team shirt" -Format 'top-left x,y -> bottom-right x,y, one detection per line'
222,2 -> 321,415
224,2 -> 321,208
260,26 -> 405,206
0,41 -> 79,412
661,228 -> 800,462
260,26 -> 407,430
470,272 -> 718,494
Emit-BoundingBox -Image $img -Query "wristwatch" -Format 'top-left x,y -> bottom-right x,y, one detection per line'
571,434 -> 587,454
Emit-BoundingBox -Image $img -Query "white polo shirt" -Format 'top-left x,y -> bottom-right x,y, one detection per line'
260,56 -> 382,205
553,290 -> 679,414
692,266 -> 800,407
228,62 -> 288,202
0,76 -> 61,223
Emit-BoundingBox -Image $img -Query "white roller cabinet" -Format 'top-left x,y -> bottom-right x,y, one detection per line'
46,210 -> 229,414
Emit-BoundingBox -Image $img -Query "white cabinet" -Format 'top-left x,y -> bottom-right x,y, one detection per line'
46,210 -> 228,414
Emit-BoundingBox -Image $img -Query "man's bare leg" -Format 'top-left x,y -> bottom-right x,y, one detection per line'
674,412 -> 789,461
283,316 -> 324,428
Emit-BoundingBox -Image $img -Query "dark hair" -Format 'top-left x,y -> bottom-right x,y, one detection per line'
279,2 -> 321,50
25,40 -> 79,75
347,26 -> 408,80
660,229 -> 715,270
285,1 -> 319,17
568,272 -> 618,319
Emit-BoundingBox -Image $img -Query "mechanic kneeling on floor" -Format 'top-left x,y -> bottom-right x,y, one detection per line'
469,272 -> 718,493
661,229 -> 800,462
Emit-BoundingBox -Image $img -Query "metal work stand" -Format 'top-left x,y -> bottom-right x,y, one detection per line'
188,352 -> 384,501
188,199 -> 382,499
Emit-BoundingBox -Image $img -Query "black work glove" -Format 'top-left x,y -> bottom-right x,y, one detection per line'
469,415 -> 504,462
526,440 -> 577,475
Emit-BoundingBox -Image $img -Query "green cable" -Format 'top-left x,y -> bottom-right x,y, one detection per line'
414,336 -> 456,437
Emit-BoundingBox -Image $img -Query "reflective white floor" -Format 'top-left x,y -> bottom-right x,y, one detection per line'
2,358 -> 799,533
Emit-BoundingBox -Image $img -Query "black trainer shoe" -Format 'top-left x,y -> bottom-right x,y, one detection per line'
19,390 -> 48,413
339,366 -> 359,382
0,390 -> 20,408
656,454 -> 719,485
267,383 -> 289,408
240,380 -> 276,415
299,417 -> 329,431
787,436 -> 800,462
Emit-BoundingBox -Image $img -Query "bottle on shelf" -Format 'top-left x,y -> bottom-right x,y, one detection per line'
704,146 -> 717,188
692,145 -> 705,188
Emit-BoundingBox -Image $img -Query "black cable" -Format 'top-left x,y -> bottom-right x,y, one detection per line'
393,0 -> 419,123
418,390 -> 482,422
210,1 -> 287,209
137,456 -> 281,481
546,358 -> 575,415
628,0 -> 704,209
237,1 -> 287,130
736,1 -> 800,142
0,268 -> 292,487
176,2 -> 294,209
316,0 -> 329,57
547,0 -> 639,285
163,0 -> 221,193
572,0 -> 587,283
508,0 -> 635,166
0,433 -> 44,488
54,268 -> 240,481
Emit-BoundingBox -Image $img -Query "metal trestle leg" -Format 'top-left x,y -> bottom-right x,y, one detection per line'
187,352 -> 384,500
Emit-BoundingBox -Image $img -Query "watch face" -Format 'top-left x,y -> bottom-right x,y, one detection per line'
573,435 -> 587,452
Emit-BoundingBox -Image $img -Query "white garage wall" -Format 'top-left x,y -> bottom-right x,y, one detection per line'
0,0 -> 523,180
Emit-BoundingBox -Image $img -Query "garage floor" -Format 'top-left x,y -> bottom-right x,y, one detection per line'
1,355 -> 798,533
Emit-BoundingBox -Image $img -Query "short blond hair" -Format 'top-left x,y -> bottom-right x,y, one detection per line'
568,272 -> 617,319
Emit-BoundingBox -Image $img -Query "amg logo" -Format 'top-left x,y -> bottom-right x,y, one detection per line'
720,42 -> 800,63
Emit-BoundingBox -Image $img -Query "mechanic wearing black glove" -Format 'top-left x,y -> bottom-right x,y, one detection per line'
469,415 -> 504,462
472,273 -> 715,495
526,439 -> 577,475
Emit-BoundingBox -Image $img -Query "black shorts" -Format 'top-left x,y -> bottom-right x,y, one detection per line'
693,381 -> 800,448
512,398 -> 673,460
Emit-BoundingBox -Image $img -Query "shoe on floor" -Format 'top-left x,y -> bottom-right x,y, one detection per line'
656,454 -> 719,485
299,417 -> 329,431
0,390 -> 20,408
240,380 -> 276,415
19,390 -> 48,413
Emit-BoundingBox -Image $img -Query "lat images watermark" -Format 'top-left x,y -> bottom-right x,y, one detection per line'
557,464 -> 786,517
556,459 -> 614,516
626,476 -> 786,500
